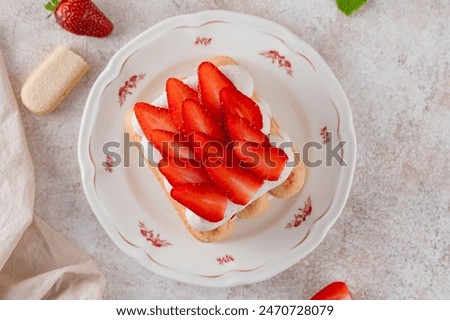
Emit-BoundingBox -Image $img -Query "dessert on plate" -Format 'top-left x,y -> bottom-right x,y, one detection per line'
124,56 -> 306,242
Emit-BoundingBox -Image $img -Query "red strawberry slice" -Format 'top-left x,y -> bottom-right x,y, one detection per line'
45,0 -> 113,38
225,143 -> 242,167
182,99 -> 227,144
233,141 -> 288,181
220,87 -> 263,130
171,184 -> 228,222
189,132 -> 239,167
134,102 -> 178,137
225,114 -> 269,144
166,78 -> 199,130
205,158 -> 263,205
148,130 -> 194,159
189,131 -> 225,163
158,158 -> 210,186
198,61 -> 235,122
310,282 -> 352,300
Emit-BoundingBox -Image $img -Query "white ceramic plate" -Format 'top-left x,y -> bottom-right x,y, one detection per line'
78,10 -> 356,287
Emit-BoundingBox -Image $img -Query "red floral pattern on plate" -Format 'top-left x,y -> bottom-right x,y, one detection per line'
217,254 -> 234,265
104,155 -> 115,172
286,196 -> 312,229
321,126 -> 330,144
139,221 -> 172,247
118,73 -> 145,107
195,37 -> 212,46
260,50 -> 293,76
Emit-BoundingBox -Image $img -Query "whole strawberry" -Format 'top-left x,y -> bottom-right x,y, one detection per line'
45,0 -> 113,37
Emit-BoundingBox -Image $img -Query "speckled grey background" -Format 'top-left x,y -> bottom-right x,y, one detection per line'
1,0 -> 449,299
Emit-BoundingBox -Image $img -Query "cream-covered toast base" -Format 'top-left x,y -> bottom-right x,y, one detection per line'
124,56 -> 306,242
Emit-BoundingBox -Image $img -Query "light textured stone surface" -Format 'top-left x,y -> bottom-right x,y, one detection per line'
1,0 -> 449,299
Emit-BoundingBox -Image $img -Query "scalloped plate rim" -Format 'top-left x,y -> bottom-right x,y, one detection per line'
78,10 -> 357,287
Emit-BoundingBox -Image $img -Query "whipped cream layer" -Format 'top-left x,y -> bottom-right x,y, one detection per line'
132,65 -> 294,231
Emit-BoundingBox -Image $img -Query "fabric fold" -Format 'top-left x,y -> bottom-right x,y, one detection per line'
0,48 -> 34,271
0,48 -> 105,299
0,217 -> 105,299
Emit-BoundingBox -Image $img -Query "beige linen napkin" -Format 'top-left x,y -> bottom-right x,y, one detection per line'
0,49 -> 105,299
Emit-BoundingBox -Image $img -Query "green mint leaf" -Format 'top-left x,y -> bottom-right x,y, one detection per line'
336,0 -> 367,16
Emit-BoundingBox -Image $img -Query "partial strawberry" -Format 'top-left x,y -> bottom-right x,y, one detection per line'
189,131 -> 225,163
198,61 -> 235,122
134,102 -> 178,138
45,0 -> 113,38
166,78 -> 199,130
182,99 -> 227,144
233,141 -> 288,181
149,130 -> 194,159
310,282 -> 352,300
205,158 -> 263,205
225,114 -> 269,144
220,87 -> 263,130
158,158 -> 210,186
170,184 -> 228,222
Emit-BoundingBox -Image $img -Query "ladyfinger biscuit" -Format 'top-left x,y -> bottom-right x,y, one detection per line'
269,152 -> 306,199
236,194 -> 270,219
21,46 -> 89,115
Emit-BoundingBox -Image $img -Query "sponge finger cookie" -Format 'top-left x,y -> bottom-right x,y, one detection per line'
21,46 -> 89,115
269,153 -> 306,198
236,194 -> 270,219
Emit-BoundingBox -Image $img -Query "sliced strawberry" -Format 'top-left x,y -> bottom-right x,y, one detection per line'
233,141 -> 288,181
182,99 -> 227,144
188,132 -> 238,167
225,114 -> 269,144
158,158 -> 210,186
198,61 -> 235,122
310,282 -> 352,300
189,131 -> 226,163
166,78 -> 199,130
205,158 -> 263,205
148,130 -> 194,159
170,183 -> 228,222
225,143 -> 242,167
134,102 -> 178,138
220,87 -> 263,130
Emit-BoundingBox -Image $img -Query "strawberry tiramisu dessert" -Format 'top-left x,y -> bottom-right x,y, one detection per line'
125,56 -> 306,242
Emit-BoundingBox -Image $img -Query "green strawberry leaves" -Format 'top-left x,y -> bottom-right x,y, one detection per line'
336,0 -> 367,16
44,0 -> 61,13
